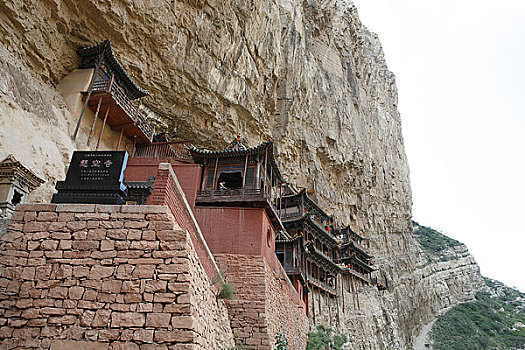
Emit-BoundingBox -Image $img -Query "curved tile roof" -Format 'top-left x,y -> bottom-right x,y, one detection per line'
188,141 -> 285,182
77,40 -> 149,100
281,188 -> 331,221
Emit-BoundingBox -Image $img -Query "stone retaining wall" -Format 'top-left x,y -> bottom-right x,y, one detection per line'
0,204 -> 234,349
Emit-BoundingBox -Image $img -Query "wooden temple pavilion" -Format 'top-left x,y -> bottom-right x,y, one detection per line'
76,40 -> 154,148
278,189 -> 341,297
189,138 -> 286,231
335,225 -> 375,284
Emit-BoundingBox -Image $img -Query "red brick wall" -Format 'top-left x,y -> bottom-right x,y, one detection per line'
0,204 -> 234,349
124,158 -> 201,208
194,207 -> 280,271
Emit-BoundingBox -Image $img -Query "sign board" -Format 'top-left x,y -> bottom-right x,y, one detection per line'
52,151 -> 129,204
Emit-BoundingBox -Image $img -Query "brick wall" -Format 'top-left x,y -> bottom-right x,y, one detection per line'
0,204 -> 234,349
215,254 -> 309,350
194,207 -> 281,271
124,158 -> 201,208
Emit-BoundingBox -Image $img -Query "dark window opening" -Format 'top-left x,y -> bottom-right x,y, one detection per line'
285,247 -> 293,268
11,190 -> 23,206
276,251 -> 284,266
217,171 -> 243,189
267,228 -> 272,248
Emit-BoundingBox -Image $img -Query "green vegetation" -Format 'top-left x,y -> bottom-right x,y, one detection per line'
216,281 -> 235,300
413,221 -> 462,261
211,272 -> 235,300
306,325 -> 348,350
275,333 -> 288,350
430,278 -> 525,350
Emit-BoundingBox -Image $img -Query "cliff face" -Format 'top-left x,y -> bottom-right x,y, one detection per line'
0,0 -> 484,348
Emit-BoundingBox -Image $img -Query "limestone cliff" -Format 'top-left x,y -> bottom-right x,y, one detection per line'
0,0 -> 485,348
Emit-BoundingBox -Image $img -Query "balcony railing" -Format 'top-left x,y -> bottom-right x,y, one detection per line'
197,188 -> 266,199
279,209 -> 302,220
91,73 -> 154,142
306,273 -> 337,295
283,265 -> 301,276
345,268 -> 371,284
337,252 -> 373,270
133,141 -> 193,161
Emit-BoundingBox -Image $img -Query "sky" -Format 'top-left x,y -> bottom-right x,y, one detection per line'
351,0 -> 525,292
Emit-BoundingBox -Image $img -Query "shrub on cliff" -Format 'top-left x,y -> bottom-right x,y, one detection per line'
306,325 -> 347,350
431,279 -> 525,349
413,221 -> 462,260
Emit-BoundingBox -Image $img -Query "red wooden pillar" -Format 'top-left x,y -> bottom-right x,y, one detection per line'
116,128 -> 124,150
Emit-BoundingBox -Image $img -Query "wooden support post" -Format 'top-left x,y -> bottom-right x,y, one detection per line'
87,97 -> 103,146
342,276 -> 345,311
131,137 -> 137,158
312,285 -> 316,325
279,183 -> 282,218
255,156 -> 260,190
116,128 -> 124,150
201,162 -> 207,192
212,157 -> 219,191
242,154 -> 248,196
95,105 -> 111,151
269,163 -> 273,201
263,149 -> 268,197
73,41 -> 109,140
108,73 -> 115,94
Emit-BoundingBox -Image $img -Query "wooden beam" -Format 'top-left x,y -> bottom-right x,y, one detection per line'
200,161 -> 208,192
212,157 -> 219,190
116,128 -> 124,150
131,136 -> 137,157
242,154 -> 248,196
95,105 -> 111,151
111,122 -> 135,130
87,96 -> 103,146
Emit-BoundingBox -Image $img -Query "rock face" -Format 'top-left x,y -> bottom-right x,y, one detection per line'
0,0 -> 485,348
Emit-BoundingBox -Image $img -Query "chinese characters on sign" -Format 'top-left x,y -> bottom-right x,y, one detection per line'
52,151 -> 129,205
78,158 -> 115,181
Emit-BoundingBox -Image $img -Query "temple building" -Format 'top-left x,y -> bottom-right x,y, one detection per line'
278,189 -> 341,303
336,225 -> 375,287
188,138 -> 286,269
58,40 -> 154,152
53,39 -> 383,313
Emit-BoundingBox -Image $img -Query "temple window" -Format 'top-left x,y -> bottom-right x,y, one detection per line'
217,170 -> 243,189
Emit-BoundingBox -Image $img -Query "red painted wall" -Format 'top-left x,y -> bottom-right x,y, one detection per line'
124,158 -> 201,207
194,207 -> 280,271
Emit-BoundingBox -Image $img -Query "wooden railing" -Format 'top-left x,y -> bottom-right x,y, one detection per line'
306,273 -> 337,295
133,141 -> 193,161
280,210 -> 302,220
337,252 -> 372,268
197,188 -> 266,198
197,187 -> 283,216
92,74 -> 154,142
345,268 -> 371,284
